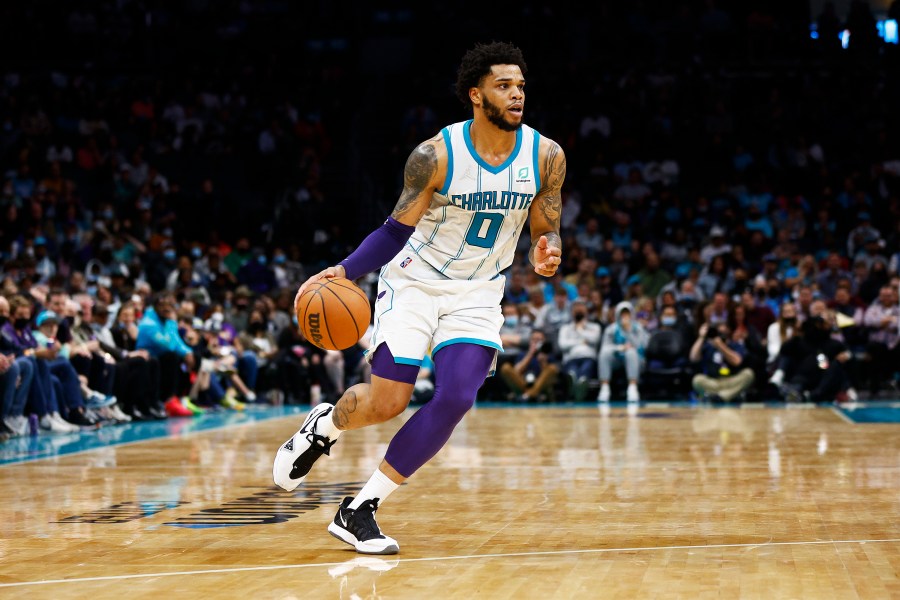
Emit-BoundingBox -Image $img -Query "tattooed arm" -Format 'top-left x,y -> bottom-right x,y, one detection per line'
294,135 -> 446,300
390,134 -> 446,225
528,139 -> 566,277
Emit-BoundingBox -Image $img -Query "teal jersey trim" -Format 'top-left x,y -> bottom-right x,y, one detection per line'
394,356 -> 424,367
432,337 -> 503,357
439,126 -> 454,195
532,130 -> 541,192
463,119 -> 522,174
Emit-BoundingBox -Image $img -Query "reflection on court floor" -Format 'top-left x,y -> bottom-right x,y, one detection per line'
1,401 -> 899,599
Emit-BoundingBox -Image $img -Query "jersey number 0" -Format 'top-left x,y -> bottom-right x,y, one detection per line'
464,212 -> 504,249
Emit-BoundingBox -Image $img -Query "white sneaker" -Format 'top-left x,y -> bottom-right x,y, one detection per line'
627,383 -> 640,403
108,403 -> 132,423
328,496 -> 399,555
769,369 -> 784,386
597,383 -> 611,403
40,414 -> 73,434
4,415 -> 28,436
52,412 -> 82,433
273,403 -> 339,491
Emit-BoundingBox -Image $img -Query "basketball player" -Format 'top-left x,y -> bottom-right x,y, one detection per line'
273,41 -> 565,554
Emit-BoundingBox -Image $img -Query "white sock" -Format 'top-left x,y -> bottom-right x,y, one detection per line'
314,409 -> 342,442
349,468 -> 399,510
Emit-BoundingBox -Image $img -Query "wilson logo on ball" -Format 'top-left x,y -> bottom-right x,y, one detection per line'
307,312 -> 323,346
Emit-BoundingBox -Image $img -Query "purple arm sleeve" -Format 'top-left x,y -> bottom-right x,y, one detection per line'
340,216 -> 416,281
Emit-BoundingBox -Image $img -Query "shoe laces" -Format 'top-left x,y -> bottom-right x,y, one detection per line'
349,498 -> 382,540
306,431 -> 337,456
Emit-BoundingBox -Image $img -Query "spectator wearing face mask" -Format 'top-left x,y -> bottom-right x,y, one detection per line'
597,301 -> 648,403
557,299 -> 601,401
237,248 -> 277,294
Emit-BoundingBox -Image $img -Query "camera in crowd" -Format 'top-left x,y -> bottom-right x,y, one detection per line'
705,327 -> 722,341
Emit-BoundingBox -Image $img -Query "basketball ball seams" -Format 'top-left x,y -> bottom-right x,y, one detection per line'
296,277 -> 371,351
325,278 -> 369,303
317,292 -> 339,350
321,285 -> 362,340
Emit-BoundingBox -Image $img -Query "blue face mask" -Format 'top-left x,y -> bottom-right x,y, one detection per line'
274,254 -> 286,264
257,256 -> 267,266
661,316 -> 677,326
164,249 -> 176,261
505,316 -> 519,328
191,247 -> 203,258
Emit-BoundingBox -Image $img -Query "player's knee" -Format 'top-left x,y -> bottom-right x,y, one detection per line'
432,382 -> 478,419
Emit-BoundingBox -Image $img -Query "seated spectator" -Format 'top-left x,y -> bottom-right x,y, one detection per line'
689,320 -> 755,403
740,288 -> 776,341
557,299 -> 601,402
274,323 -> 328,405
68,296 -> 125,420
503,268 -> 530,306
236,309 -> 281,401
767,301 -> 800,370
0,295 -> 34,436
863,285 -> 900,396
111,301 -> 167,420
499,302 -> 533,363
31,310 -> 93,430
633,296 -> 659,333
187,323 -> 248,411
2,295 -> 76,433
499,329 -> 560,402
136,292 -> 196,416
771,314 -> 853,403
597,301 -> 648,403
534,285 -> 571,354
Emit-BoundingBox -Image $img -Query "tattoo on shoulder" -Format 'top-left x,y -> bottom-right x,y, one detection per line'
391,143 -> 437,220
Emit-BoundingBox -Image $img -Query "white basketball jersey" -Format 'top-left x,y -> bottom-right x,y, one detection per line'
407,119 -> 541,281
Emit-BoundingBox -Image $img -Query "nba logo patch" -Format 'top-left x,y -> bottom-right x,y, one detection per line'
400,256 -> 412,268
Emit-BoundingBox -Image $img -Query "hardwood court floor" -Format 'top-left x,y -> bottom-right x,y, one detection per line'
1,402 -> 899,599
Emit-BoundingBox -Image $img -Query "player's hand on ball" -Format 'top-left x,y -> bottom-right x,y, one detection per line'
533,235 -> 562,277
294,264 -> 347,314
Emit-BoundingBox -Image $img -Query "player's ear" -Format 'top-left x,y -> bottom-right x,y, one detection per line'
469,88 -> 480,106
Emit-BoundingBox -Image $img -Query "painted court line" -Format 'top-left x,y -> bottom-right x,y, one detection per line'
3,537 -> 900,588
831,406 -> 855,424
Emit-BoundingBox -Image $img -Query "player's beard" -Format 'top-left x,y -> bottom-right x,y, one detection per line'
482,95 -> 522,132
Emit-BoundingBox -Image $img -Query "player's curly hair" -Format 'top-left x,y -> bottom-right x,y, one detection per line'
454,41 -> 527,107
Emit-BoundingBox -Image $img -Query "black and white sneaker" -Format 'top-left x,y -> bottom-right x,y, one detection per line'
273,403 -> 337,491
327,496 -> 399,555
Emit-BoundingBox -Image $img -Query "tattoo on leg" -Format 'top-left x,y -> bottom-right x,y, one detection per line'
333,390 -> 358,429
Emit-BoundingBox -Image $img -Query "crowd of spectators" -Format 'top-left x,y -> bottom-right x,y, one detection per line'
3,1 -> 900,439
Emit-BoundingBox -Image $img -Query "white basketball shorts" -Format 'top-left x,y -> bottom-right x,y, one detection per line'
367,251 -> 504,374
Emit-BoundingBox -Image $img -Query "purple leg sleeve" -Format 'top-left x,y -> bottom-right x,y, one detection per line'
384,343 -> 495,478
371,343 -> 419,385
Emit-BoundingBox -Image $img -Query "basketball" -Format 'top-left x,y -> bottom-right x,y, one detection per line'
296,277 -> 371,351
